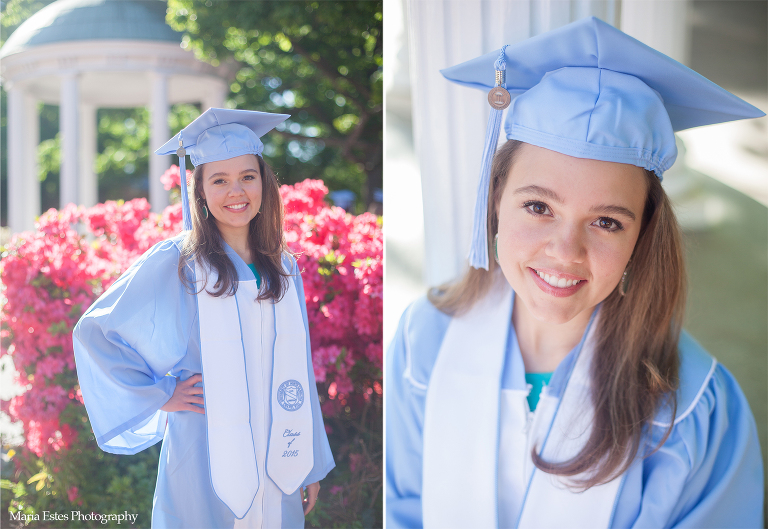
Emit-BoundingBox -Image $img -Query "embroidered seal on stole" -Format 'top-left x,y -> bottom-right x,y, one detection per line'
277,380 -> 304,411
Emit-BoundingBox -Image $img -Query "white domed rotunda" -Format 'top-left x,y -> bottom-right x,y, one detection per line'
1,0 -> 229,232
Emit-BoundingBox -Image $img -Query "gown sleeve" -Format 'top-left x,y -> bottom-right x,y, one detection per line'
627,362 -> 764,528
287,254 -> 336,486
386,297 -> 449,529
73,239 -> 193,455
386,302 -> 426,528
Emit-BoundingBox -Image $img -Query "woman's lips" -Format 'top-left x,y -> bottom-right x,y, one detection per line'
223,202 -> 249,212
529,267 -> 587,298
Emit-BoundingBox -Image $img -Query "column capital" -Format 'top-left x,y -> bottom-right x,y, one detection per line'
148,70 -> 169,83
60,70 -> 81,82
3,79 -> 29,93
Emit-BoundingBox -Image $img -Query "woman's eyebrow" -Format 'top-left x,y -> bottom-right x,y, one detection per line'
590,204 -> 637,221
513,185 -> 563,203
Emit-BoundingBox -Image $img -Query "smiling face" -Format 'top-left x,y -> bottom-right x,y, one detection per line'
200,154 -> 262,241
495,143 -> 648,325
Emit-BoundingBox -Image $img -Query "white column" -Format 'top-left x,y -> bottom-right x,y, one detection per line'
574,0 -> 619,27
531,0 -> 573,35
60,73 -> 80,208
620,0 -> 690,64
149,71 -> 170,212
79,104 -> 98,208
202,79 -> 228,111
7,86 -> 25,233
408,0 -> 488,286
23,94 -> 40,226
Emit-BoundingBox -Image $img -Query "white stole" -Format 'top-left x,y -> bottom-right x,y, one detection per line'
194,260 -> 313,519
423,274 -> 513,529
266,269 -> 314,494
422,277 -> 623,528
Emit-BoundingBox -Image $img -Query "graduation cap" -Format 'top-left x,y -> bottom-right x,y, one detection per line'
441,16 -> 765,271
155,108 -> 290,231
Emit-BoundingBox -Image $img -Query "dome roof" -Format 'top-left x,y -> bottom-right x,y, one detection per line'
0,0 -> 181,58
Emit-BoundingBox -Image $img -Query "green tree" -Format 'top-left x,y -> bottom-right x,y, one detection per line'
167,0 -> 383,211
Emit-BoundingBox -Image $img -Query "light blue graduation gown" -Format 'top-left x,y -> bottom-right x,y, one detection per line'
386,295 -> 764,528
74,235 -> 335,528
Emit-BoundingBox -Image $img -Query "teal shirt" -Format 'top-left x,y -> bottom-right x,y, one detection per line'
246,263 -> 262,289
525,372 -> 553,411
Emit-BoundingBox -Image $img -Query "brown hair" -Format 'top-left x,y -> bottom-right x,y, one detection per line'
429,140 -> 686,488
177,155 -> 291,302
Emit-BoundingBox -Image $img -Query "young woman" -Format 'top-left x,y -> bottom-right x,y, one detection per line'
386,17 -> 764,528
74,108 -> 334,528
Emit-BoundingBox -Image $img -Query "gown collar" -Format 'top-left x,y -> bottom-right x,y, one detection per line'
220,239 -> 256,282
502,291 -> 599,399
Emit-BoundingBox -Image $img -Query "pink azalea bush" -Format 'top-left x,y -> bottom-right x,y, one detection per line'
159,164 -> 192,191
280,180 -> 382,526
281,179 -> 383,414
0,172 -> 382,522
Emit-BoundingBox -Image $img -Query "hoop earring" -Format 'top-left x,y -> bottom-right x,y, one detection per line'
494,233 -> 499,264
202,203 -> 209,220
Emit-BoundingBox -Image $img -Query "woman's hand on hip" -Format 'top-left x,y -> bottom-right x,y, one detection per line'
160,374 -> 205,414
302,481 -> 320,515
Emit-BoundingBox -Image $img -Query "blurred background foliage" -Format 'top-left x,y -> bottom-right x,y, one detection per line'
167,0 -> 383,211
0,0 -> 383,224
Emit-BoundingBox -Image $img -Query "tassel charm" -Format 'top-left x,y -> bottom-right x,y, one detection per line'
488,47 -> 511,110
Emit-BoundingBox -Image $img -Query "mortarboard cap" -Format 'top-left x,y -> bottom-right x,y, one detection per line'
155,108 -> 290,231
441,16 -> 765,270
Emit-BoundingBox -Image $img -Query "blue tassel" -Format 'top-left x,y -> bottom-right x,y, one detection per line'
178,131 -> 193,232
468,46 -> 508,270
467,108 -> 504,270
